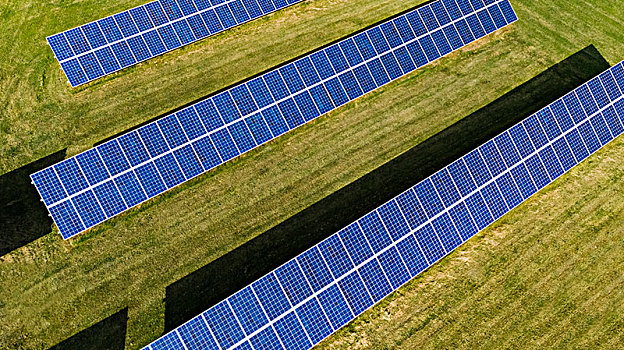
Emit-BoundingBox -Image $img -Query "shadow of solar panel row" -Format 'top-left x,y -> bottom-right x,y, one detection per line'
47,0 -> 306,87
32,0 -> 518,239
142,61 -> 624,350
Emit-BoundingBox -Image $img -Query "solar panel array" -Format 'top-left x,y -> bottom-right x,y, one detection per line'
32,0 -> 518,240
142,61 -> 624,350
47,0 -> 306,87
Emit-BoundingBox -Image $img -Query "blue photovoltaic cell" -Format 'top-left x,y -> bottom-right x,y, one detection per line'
467,14 -> 486,38
114,171 -> 147,208
591,113 -> 613,145
358,259 -> 392,302
443,0 -> 462,20
49,0 -> 308,86
477,9 -> 497,34
228,121 -> 256,153
600,70 -> 622,102
317,284 -> 353,330
250,326 -> 281,350
296,298 -> 333,344
431,29 -> 452,56
177,316 -> 219,350
414,178 -> 445,218
367,58 -> 391,87
406,10 -> 427,36
539,146 -> 564,180
524,114 -> 549,149
397,234 -> 430,274
130,7 -> 154,32
152,154 -> 184,188
71,190 -> 106,228
297,247 -> 333,292
578,121 -> 601,154
603,106 -> 623,136
78,52 -> 105,81
174,145 -> 203,179
378,246 -> 411,289
203,301 -> 245,349
509,123 -> 535,159
431,168 -> 461,207
464,149 -> 492,186
149,59 -> 624,350
432,212 -> 462,251
93,180 -> 127,217
245,113 -> 273,145
36,0 -> 517,239
448,159 -> 477,197
280,63 -> 305,94
420,35 -> 441,61
275,260 -> 313,306
95,47 -> 121,74
552,137 -> 577,172
150,332 -> 185,350
318,235 -> 354,279
576,85 -> 599,116
252,274 -> 291,321
481,182 -> 507,219
565,129 -> 590,163
550,99 -> 575,132
496,172 -> 523,209
455,19 -> 475,44
395,189 -> 428,230
228,286 -> 269,335
274,312 -> 311,350
525,155 -> 550,189
358,211 -> 392,253
49,201 -> 84,239
367,27 -> 391,55
480,140 -> 507,177
431,1 -> 451,26
443,25 -> 464,50
465,192 -> 493,230
413,224 -> 446,262
377,200 -> 410,241
233,341 -> 253,350
339,223 -> 373,267
214,5 -> 235,29
47,34 -> 74,61
135,161 -> 166,198
76,149 -> 110,186
338,271 -> 373,316
117,131 -> 149,168
536,107 -> 561,141
52,158 -> 88,197
448,202 -> 477,240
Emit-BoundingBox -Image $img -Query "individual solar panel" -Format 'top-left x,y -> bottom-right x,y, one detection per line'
141,58 -> 624,350
33,0 -> 518,239
48,0 -> 307,87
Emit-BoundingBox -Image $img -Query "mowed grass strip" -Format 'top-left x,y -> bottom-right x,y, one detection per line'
0,0 -> 623,349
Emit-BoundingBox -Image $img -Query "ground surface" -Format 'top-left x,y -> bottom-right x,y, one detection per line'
0,0 -> 623,349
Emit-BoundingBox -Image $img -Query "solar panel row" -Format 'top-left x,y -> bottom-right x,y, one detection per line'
143,60 -> 624,350
47,0 -> 306,87
33,0 -> 518,239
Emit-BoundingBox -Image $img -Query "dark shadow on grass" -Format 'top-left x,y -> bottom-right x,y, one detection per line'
163,45 -> 610,331
0,149 -> 66,257
48,308 -> 127,350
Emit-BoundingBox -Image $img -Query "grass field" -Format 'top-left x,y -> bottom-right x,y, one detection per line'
1,0 -> 623,349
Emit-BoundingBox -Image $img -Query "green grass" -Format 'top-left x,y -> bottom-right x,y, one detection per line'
0,0 -> 623,349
